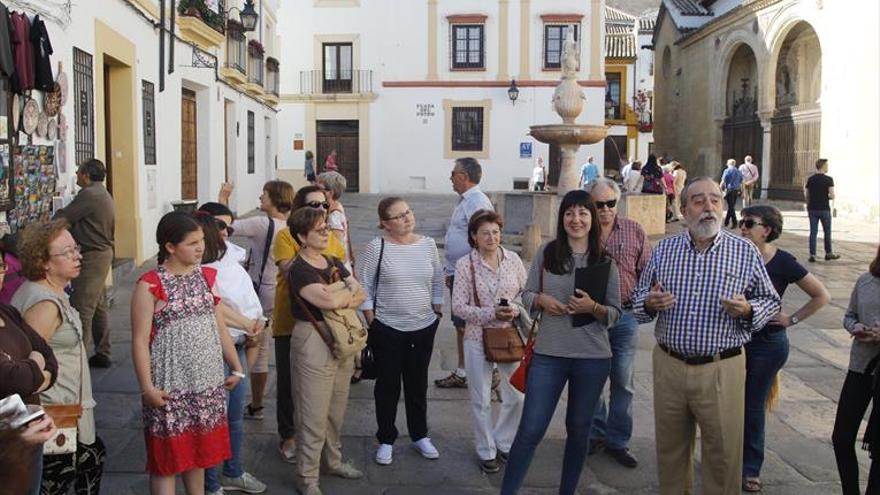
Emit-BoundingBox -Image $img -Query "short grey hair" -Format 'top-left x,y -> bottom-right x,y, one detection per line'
726,159 -> 736,167
679,176 -> 719,208
588,177 -> 621,199
455,157 -> 482,184
317,171 -> 347,200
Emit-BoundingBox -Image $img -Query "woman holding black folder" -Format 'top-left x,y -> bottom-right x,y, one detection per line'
501,190 -> 621,495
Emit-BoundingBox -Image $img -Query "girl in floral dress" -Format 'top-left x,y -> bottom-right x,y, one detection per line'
131,212 -> 244,494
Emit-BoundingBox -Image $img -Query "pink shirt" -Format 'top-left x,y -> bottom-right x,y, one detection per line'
452,248 -> 527,342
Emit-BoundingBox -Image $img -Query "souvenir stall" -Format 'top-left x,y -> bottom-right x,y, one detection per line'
0,1 -> 66,234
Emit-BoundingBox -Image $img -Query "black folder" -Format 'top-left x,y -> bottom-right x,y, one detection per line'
572,260 -> 611,327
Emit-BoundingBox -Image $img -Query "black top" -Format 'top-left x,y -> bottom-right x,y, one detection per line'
805,173 -> 834,211
0,303 -> 58,405
287,255 -> 350,322
0,3 -> 14,79
761,249 -> 808,333
30,15 -> 53,91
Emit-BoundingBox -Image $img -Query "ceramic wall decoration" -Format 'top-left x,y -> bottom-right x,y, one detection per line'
36,112 -> 49,138
22,98 -> 39,135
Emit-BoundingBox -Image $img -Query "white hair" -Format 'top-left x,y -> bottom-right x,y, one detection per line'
588,177 -> 621,199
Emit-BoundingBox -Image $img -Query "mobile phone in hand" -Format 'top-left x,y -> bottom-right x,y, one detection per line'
499,298 -> 509,307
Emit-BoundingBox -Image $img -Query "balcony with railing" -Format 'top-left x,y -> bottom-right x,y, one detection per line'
246,39 -> 264,96
220,20 -> 247,85
265,57 -> 280,105
298,69 -> 375,100
177,0 -> 226,49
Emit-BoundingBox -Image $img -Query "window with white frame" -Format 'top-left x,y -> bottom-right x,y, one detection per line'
451,25 -> 484,69
544,24 -> 579,70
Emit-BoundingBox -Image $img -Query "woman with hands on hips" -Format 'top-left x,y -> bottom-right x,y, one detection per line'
131,212 -> 244,495
501,190 -> 621,495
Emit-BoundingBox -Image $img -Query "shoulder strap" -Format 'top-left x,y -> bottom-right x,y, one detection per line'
372,238 -> 385,311
292,289 -> 335,349
469,253 -> 481,307
525,269 -> 544,342
255,216 -> 275,289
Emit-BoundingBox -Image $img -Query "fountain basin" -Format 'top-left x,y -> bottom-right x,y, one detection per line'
528,124 -> 607,145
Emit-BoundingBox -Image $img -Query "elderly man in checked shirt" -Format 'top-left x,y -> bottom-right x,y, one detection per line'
632,177 -> 780,495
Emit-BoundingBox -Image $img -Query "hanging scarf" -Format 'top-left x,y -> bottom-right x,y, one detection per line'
862,353 -> 880,458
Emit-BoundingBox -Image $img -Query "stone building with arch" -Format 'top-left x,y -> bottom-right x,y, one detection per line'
651,0 -> 879,221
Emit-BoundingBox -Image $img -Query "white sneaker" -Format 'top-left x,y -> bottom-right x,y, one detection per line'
219,472 -> 267,493
375,443 -> 393,465
413,437 -> 440,459
206,489 -> 225,495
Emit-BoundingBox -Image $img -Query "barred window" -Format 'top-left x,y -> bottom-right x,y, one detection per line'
247,111 -> 255,174
452,25 -> 484,69
451,107 -> 483,151
544,24 -> 579,69
142,80 -> 156,165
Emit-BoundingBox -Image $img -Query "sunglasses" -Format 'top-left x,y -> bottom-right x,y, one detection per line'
738,219 -> 765,229
306,201 -> 330,210
595,199 -> 618,210
216,219 -> 235,236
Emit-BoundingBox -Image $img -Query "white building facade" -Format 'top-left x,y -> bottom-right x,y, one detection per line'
277,0 -> 607,194
1,0 -> 280,264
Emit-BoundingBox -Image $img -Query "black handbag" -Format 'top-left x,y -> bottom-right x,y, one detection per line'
359,238 -> 385,381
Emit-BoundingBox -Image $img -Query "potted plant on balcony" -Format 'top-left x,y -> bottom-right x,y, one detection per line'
248,39 -> 264,57
178,0 -> 226,34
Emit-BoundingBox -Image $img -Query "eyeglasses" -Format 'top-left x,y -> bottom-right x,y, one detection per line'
311,226 -> 330,235
306,201 -> 330,210
50,245 -> 82,260
595,199 -> 618,210
383,209 -> 412,222
216,219 -> 235,236
738,219 -> 766,229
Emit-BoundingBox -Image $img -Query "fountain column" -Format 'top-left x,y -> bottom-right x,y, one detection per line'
559,145 -> 581,195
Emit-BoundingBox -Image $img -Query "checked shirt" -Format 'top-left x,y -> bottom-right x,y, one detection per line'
632,229 -> 781,357
603,217 -> 652,305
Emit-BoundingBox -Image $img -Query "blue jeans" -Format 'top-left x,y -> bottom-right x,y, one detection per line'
743,330 -> 789,478
808,209 -> 833,256
206,343 -> 248,491
590,311 -> 639,449
501,353 -> 610,495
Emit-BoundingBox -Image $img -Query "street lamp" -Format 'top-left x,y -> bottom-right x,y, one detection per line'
508,79 -> 519,105
229,0 -> 259,32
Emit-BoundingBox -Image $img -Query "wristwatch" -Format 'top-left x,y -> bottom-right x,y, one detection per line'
790,315 -> 800,326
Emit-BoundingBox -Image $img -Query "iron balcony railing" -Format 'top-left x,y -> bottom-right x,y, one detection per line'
225,25 -> 246,75
299,69 -> 373,95
266,57 -> 280,96
247,52 -> 263,86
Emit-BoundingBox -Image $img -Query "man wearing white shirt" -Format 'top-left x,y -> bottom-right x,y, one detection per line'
435,157 -> 494,389
739,155 -> 760,207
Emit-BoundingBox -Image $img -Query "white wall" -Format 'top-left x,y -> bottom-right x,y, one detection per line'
24,0 -> 278,261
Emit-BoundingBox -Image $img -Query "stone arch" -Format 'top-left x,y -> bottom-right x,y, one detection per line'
719,39 -> 764,181
713,32 -> 768,118
766,16 -> 823,199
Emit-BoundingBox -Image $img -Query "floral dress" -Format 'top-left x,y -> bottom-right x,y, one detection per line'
138,266 -> 229,476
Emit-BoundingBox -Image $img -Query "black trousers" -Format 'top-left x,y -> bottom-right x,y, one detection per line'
371,318 -> 438,445
724,190 -> 739,227
41,436 -> 105,495
274,335 -> 295,440
832,370 -> 880,495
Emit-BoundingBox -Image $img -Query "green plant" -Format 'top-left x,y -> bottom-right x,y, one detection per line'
178,0 -> 226,34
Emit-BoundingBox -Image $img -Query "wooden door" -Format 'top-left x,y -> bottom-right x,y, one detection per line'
317,120 -> 359,192
181,89 -> 198,200
604,135 -> 627,177
548,144 -> 561,187
770,107 -> 821,200
722,116 -> 762,179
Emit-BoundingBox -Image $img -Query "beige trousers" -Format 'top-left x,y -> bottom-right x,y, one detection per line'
290,321 -> 354,488
652,345 -> 745,495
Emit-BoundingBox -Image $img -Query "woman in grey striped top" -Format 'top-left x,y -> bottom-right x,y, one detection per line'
501,190 -> 621,495
358,197 -> 444,466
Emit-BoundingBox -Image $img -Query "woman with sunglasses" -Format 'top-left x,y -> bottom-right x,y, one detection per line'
358,197 -> 444,466
218,180 -> 294,421
738,205 -> 829,492
271,185 -> 346,463
287,207 -> 366,495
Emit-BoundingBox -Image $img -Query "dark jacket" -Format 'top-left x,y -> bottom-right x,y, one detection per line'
0,303 -> 58,405
30,14 -> 52,91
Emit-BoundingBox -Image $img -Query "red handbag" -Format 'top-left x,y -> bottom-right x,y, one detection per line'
510,269 -> 543,393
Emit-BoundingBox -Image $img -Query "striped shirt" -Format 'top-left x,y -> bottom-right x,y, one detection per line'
358,235 -> 445,331
632,229 -> 780,357
603,217 -> 651,305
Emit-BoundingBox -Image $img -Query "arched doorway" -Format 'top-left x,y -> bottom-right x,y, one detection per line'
769,22 -> 822,199
722,44 -> 762,181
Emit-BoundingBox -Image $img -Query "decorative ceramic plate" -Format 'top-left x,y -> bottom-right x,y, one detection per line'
22,98 -> 39,135
58,113 -> 66,141
36,112 -> 49,138
11,94 -> 20,133
57,71 -> 68,106
47,118 -> 57,140
43,83 -> 61,117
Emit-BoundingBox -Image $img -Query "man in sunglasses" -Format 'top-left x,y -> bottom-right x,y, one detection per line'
54,159 -> 115,368
586,178 -> 651,468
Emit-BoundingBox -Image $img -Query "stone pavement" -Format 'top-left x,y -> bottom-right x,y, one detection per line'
96,193 -> 879,494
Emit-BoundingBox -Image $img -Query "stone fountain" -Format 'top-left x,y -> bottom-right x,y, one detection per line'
529,29 -> 607,195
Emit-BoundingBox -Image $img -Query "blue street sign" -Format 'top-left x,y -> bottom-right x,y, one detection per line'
520,142 -> 532,158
